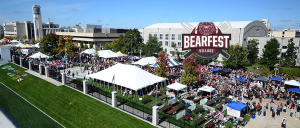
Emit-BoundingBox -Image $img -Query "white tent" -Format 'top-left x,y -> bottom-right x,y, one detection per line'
98,50 -> 117,58
198,86 -> 216,100
167,82 -> 187,91
285,80 -> 300,87
81,49 -> 95,55
34,43 -> 40,48
87,63 -> 166,91
15,43 -> 24,47
29,52 -> 50,59
133,56 -> 156,66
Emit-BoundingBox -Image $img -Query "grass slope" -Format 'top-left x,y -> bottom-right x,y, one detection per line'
0,83 -> 62,128
0,63 -> 155,128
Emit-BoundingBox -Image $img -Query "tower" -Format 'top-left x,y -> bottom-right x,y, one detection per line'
32,5 -> 43,40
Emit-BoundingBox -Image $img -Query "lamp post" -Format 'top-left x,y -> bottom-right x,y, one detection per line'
130,34 -> 133,62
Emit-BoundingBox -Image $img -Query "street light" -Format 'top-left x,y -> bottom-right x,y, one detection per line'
130,34 -> 133,62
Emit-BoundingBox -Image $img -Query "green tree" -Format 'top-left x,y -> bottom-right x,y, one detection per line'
84,44 -> 88,49
55,35 -> 78,58
0,35 -> 2,39
31,38 -> 36,43
144,35 -> 162,57
89,42 -> 93,49
22,35 -> 27,40
94,46 -> 99,58
246,39 -> 259,64
284,38 -> 298,67
80,41 -> 84,48
181,56 -> 200,87
195,57 -> 213,65
223,45 -> 248,68
260,38 -> 280,67
40,33 -> 59,56
261,65 -> 270,77
155,52 -> 169,78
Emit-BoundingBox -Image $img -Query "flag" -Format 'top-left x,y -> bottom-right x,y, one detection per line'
112,74 -> 115,83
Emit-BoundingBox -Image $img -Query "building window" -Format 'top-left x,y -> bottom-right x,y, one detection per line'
282,46 -> 287,49
165,41 -> 168,46
154,34 -> 157,38
160,34 -> 163,39
165,34 -> 169,40
177,42 -> 182,47
171,42 -> 175,46
172,34 -> 175,40
256,29 -> 259,32
178,34 -> 182,40
149,34 -> 152,37
164,48 -> 167,53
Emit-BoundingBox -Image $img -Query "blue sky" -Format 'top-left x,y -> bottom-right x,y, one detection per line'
0,0 -> 299,30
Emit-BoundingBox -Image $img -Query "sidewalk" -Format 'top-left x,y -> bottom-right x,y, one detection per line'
0,108 -> 16,128
25,70 -> 63,86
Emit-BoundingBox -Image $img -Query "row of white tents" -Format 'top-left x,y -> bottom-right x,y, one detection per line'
81,49 -> 125,58
133,56 -> 182,67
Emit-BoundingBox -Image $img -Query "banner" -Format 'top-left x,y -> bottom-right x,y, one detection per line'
227,107 -> 241,117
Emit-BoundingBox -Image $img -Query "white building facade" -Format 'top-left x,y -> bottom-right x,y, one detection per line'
0,25 -> 3,36
3,21 -> 34,40
140,20 -> 268,56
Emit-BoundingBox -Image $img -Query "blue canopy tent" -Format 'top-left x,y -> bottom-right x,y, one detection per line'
289,88 -> 300,94
226,101 -> 247,117
210,68 -> 220,71
150,59 -> 181,67
270,77 -> 283,81
235,77 -> 247,82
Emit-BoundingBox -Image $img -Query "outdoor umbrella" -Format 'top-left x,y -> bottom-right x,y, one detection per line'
254,76 -> 269,81
271,77 -> 283,81
221,68 -> 232,74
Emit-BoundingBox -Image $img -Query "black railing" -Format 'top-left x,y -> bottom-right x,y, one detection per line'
32,64 -> 39,73
21,59 -> 29,69
41,66 -> 45,75
14,57 -> 20,65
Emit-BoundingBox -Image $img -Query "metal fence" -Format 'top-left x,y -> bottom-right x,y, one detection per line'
87,86 -> 111,104
41,66 -> 45,75
116,96 -> 153,123
21,59 -> 29,69
14,57 -> 20,65
32,64 -> 39,73
49,69 -> 62,82
65,77 -> 83,92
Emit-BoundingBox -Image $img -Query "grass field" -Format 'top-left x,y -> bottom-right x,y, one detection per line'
0,63 -> 155,128
0,83 -> 62,128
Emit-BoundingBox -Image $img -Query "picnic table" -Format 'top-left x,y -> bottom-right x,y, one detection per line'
182,113 -> 193,120
169,100 -> 178,106
160,105 -> 171,112
151,101 -> 161,107
167,104 -> 185,115
159,95 -> 168,101
225,98 -> 232,103
205,120 -> 215,128
194,108 -> 204,114
216,104 -> 223,110
176,104 -> 185,110
206,101 -> 215,106
214,97 -> 221,102
194,117 -> 205,125
141,98 -> 151,104
151,92 -> 161,97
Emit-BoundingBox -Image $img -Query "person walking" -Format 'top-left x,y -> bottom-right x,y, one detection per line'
72,72 -> 75,78
76,71 -> 78,76
263,106 -> 267,116
277,105 -> 281,116
283,104 -> 287,113
282,116 -> 287,128
272,110 -> 275,120
290,108 -> 294,117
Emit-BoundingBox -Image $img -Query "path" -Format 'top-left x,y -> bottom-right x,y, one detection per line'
25,70 -> 63,86
0,108 -> 16,128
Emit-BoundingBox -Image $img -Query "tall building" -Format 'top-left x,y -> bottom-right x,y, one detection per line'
32,5 -> 43,40
3,21 -> 34,39
0,25 -> 3,36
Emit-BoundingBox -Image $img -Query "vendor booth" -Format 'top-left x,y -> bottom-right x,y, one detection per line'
226,101 -> 247,117
254,76 -> 269,82
198,86 -> 216,100
284,80 -> 300,88
166,82 -> 187,97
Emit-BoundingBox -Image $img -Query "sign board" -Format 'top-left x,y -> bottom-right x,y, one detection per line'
176,110 -> 186,120
227,107 -> 241,117
181,21 -> 232,60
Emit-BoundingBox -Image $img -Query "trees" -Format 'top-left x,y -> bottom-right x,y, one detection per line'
246,39 -> 259,64
89,42 -> 93,49
94,46 -> 99,58
31,38 -> 36,43
80,42 -> 84,48
155,52 -> 169,78
106,29 -> 144,54
144,35 -> 163,57
223,45 -> 248,68
40,33 -> 59,56
84,44 -> 88,49
55,35 -> 78,57
181,56 -> 200,87
22,35 -> 27,40
259,38 -> 280,67
284,38 -> 299,67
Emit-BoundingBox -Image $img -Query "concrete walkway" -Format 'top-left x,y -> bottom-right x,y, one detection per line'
25,70 -> 63,86
0,109 -> 15,128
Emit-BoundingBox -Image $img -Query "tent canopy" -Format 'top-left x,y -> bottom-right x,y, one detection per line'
15,43 -> 24,47
210,68 -> 220,71
198,85 -> 215,92
216,63 -> 223,67
98,50 -> 117,58
167,82 -> 187,91
168,59 -> 181,67
284,80 -> 300,87
133,56 -> 157,66
115,51 -> 124,57
221,68 -> 231,73
34,43 -> 40,48
254,76 -> 269,81
271,77 -> 282,81
87,63 -> 166,91
226,101 -> 247,111
82,49 -> 95,55
289,88 -> 300,93
235,77 -> 247,82
208,61 -> 215,66
29,52 -> 50,59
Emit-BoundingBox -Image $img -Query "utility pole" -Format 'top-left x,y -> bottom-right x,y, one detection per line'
130,34 -> 133,62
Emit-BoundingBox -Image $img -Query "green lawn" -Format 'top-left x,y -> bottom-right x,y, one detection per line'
0,63 -> 155,128
0,83 -> 62,128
